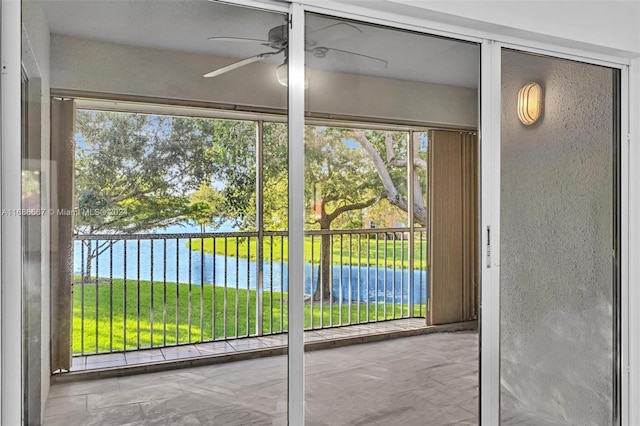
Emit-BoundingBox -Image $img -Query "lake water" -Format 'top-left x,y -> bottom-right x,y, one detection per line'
74,222 -> 428,304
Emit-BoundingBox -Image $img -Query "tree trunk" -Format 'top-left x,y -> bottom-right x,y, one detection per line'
83,241 -> 94,283
313,232 -> 332,301
82,240 -> 112,283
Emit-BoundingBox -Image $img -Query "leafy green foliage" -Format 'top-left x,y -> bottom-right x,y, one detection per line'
189,183 -> 226,231
75,110 -> 216,234
304,126 -> 383,230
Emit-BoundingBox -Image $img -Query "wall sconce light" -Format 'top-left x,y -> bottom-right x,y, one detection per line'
276,61 -> 309,88
517,82 -> 543,125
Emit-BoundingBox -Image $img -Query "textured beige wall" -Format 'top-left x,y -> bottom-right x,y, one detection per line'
500,49 -> 615,425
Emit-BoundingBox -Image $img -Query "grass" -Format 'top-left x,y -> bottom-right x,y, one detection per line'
73,277 -> 427,354
187,235 -> 428,269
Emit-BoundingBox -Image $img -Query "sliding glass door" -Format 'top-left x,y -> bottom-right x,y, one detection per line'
26,1 -> 627,424
301,12 -> 480,424
42,1 -> 290,424
499,48 -> 620,425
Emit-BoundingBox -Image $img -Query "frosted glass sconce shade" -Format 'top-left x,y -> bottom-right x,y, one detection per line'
276,62 -> 288,86
517,82 -> 543,125
276,62 -> 309,88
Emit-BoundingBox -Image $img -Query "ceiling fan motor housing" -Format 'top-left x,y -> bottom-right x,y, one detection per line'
268,25 -> 288,48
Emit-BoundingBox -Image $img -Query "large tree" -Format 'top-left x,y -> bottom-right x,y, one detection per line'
75,110 -> 428,296
185,124 -> 428,301
75,110 -> 231,280
305,127 -> 383,300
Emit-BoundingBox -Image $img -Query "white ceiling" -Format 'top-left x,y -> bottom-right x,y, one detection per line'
38,0 -> 479,88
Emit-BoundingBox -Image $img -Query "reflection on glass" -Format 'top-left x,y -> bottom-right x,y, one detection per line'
22,169 -> 41,210
33,1 -> 289,424
304,12 -> 479,425
22,70 -> 43,425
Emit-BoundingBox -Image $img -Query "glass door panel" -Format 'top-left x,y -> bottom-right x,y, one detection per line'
303,12 -> 480,424
500,48 -> 620,425
42,2 -> 289,424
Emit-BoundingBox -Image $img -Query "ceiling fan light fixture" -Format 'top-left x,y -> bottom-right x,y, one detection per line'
276,62 -> 288,86
276,61 -> 309,88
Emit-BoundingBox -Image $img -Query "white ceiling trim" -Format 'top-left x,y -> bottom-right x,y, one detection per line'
298,0 -> 634,65
208,0 -> 290,13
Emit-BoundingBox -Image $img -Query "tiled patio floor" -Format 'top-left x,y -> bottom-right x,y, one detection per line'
67,318 -> 464,373
45,329 -> 479,425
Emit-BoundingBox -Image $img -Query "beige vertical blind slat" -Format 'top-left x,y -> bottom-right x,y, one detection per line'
50,98 -> 75,371
428,130 -> 478,325
462,132 -> 479,320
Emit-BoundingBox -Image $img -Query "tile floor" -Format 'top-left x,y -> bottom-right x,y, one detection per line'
68,318 -> 438,372
45,331 -> 479,425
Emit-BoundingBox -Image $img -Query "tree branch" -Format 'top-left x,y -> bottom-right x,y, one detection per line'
352,129 -> 428,227
351,130 -> 400,201
326,196 -> 379,223
385,132 -> 398,165
384,131 -> 427,170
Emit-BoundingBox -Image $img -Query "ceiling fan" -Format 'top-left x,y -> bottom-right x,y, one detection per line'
203,22 -> 388,82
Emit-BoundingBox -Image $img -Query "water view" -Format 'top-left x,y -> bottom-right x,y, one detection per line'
74,222 -> 428,305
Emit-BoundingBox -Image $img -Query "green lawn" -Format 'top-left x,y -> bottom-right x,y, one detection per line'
187,235 -> 428,269
73,278 -> 426,354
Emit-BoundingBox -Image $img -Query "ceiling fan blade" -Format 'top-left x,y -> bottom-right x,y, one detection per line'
203,56 -> 263,78
207,36 -> 271,45
320,47 -> 388,70
306,22 -> 362,44
203,50 -> 282,78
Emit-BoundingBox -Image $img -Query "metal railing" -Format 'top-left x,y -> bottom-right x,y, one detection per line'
73,228 -> 428,355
